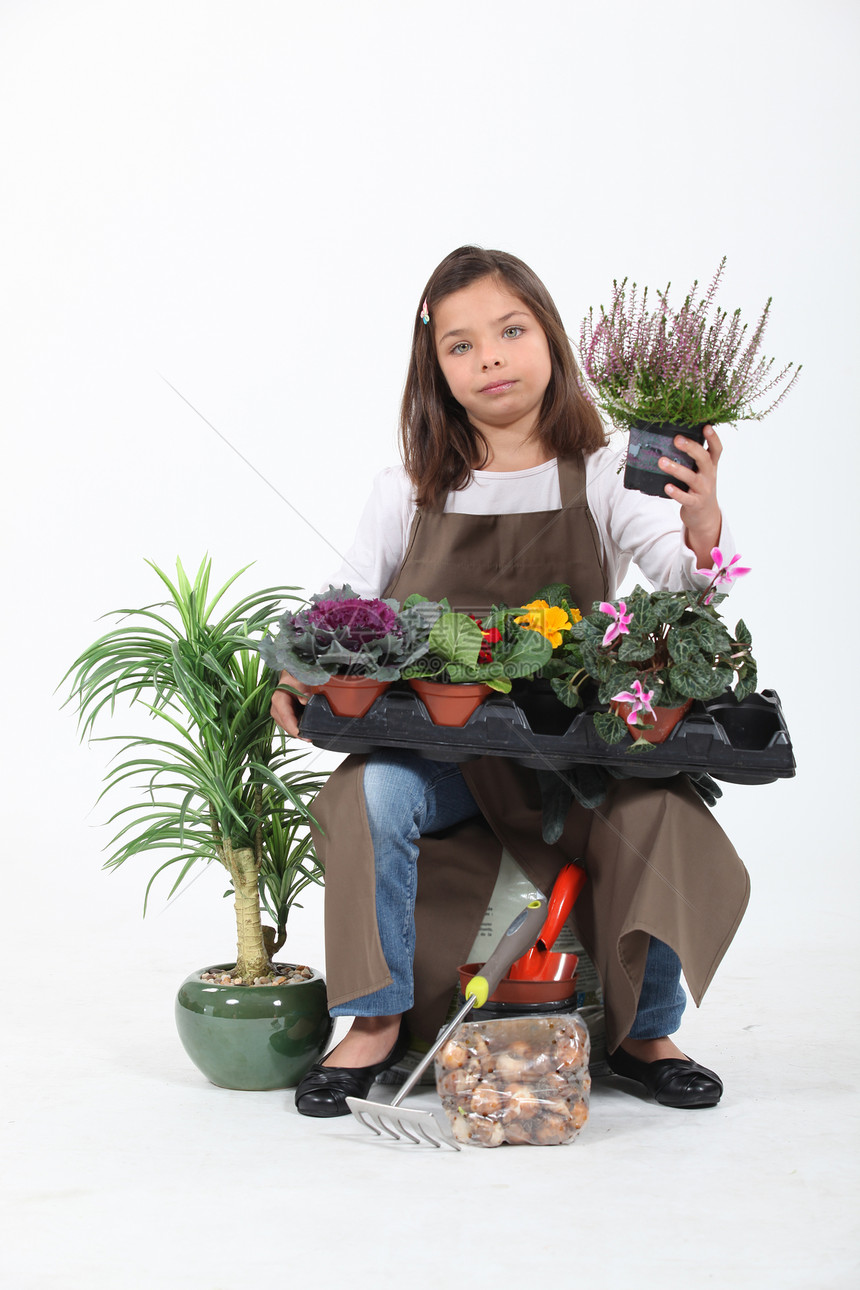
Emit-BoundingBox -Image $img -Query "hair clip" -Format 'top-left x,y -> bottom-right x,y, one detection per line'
420,298 -> 430,325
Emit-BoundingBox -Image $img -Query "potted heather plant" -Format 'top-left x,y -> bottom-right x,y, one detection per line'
402,596 -> 553,726
63,558 -> 332,1090
258,584 -> 431,718
580,258 -> 801,496
545,550 -> 756,749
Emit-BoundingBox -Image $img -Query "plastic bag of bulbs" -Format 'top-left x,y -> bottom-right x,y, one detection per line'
435,1013 -> 590,1147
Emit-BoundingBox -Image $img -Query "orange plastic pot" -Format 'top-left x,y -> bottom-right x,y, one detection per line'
306,675 -> 390,719
408,678 -> 492,727
458,955 -> 579,1006
612,698 -> 693,744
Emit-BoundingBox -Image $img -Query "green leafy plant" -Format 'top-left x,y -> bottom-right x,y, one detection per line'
545,550 -> 757,749
63,557 -> 329,980
401,595 -> 552,692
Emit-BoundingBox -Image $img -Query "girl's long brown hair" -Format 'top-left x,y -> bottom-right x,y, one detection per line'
400,246 -> 606,507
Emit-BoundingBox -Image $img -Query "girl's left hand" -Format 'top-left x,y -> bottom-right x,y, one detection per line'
659,426 -> 723,567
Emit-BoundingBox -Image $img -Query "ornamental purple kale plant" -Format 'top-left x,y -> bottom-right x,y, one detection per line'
307,594 -> 400,651
258,585 -> 430,683
580,258 -> 801,430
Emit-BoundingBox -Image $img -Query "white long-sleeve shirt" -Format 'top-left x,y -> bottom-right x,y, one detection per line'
327,443 -> 734,599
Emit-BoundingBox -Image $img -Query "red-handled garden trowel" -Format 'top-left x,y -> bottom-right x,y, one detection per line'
506,862 -> 586,981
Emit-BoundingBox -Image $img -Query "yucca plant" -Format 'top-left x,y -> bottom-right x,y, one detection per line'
63,557 -> 329,981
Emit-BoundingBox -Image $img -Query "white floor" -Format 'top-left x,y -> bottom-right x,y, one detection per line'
3,918 -> 858,1289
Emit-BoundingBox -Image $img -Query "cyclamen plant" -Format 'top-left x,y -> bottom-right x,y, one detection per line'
580,258 -> 801,430
548,550 -> 756,748
258,585 -> 430,683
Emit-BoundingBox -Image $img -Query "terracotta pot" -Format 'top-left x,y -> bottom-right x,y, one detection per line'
612,697 -> 693,744
306,674 -> 390,718
408,678 -> 492,727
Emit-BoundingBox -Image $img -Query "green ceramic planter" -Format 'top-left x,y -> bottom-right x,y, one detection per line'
175,963 -> 333,1091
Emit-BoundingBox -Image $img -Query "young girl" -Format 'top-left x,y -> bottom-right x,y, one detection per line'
272,246 -> 749,1118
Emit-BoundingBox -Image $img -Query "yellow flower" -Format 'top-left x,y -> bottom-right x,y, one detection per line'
514,599 -> 577,648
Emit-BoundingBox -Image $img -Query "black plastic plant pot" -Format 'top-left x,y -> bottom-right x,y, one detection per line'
624,423 -> 707,498
298,685 -> 796,786
509,678 -> 578,737
703,692 -> 785,751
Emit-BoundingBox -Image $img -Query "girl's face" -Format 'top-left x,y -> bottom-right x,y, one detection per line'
433,276 -> 552,441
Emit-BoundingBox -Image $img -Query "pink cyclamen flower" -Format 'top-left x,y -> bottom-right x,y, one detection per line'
696,547 -> 752,591
611,680 -> 656,726
599,600 -> 632,647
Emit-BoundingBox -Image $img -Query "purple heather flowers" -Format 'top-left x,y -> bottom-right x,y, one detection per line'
580,259 -> 801,430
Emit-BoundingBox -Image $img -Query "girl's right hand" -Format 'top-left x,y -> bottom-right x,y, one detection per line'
271,671 -> 311,739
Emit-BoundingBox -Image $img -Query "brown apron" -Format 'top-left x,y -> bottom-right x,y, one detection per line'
309,455 -> 750,1051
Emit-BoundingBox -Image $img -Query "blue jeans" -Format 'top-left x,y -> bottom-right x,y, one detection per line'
330,751 -> 686,1038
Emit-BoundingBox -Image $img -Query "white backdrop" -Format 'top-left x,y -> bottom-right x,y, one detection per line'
2,0 -> 858,983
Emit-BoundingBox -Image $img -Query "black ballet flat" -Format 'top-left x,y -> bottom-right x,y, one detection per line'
294,1022 -> 411,1118
606,1045 -> 723,1108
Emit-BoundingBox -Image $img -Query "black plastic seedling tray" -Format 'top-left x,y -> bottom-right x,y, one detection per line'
299,685 -> 795,786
